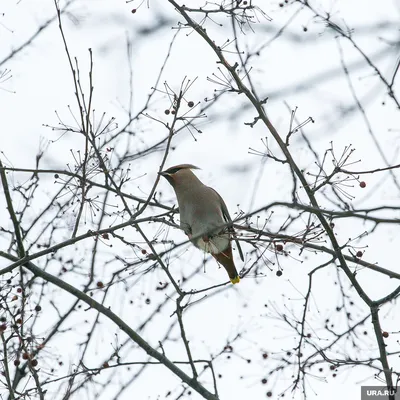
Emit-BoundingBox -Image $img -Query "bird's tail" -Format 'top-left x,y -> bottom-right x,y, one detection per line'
212,243 -> 240,284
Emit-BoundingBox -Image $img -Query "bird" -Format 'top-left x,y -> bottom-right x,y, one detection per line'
158,164 -> 244,284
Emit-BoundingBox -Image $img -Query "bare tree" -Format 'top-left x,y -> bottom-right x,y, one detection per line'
0,1 -> 399,399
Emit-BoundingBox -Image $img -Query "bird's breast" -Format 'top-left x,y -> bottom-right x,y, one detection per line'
195,234 -> 229,255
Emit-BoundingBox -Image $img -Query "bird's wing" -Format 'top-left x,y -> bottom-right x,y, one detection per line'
180,221 -> 192,236
208,187 -> 244,262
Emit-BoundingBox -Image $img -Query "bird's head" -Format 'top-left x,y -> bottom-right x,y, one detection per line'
158,164 -> 201,187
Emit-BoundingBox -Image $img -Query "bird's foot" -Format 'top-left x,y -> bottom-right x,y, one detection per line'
202,235 -> 210,243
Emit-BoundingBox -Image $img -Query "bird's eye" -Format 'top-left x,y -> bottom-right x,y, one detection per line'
165,167 -> 181,174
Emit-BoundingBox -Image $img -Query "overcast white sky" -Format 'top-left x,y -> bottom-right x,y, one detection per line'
1,0 -> 399,399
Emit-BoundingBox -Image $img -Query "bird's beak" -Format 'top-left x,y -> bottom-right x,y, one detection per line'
158,170 -> 174,185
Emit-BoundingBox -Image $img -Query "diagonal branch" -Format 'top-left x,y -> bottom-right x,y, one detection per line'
4,253 -> 219,400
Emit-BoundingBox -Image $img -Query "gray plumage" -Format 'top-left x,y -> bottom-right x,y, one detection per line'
159,164 -> 244,283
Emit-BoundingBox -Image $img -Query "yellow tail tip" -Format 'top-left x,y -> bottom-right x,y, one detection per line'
230,276 -> 240,284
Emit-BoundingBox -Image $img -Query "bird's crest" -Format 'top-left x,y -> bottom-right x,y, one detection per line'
161,164 -> 200,175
